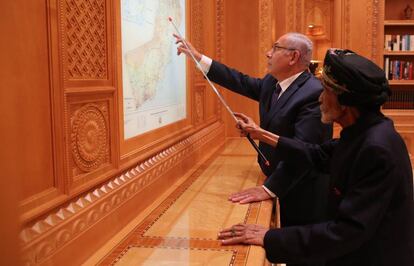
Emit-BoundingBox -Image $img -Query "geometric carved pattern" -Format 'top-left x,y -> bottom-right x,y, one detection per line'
192,0 -> 205,83
215,0 -> 225,118
215,0 -> 225,62
369,0 -> 380,61
259,0 -> 274,75
20,122 -> 224,265
64,0 -> 107,79
71,103 -> 108,172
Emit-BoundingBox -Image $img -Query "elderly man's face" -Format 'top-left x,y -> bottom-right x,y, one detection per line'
319,86 -> 345,124
266,35 -> 297,79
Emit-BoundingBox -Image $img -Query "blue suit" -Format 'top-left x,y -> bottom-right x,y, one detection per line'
207,60 -> 332,227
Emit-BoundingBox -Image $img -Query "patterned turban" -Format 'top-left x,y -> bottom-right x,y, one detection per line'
321,49 -> 391,107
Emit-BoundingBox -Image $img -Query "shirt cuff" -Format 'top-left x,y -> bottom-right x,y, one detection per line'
262,185 -> 276,198
199,55 -> 213,74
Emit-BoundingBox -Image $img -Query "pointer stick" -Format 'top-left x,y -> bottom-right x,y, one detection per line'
168,17 -> 269,167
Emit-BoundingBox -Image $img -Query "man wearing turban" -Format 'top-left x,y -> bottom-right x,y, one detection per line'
219,49 -> 414,266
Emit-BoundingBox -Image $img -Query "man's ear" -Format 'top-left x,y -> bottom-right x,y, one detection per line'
289,50 -> 300,65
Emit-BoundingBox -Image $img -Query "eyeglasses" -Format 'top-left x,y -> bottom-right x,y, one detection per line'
271,43 -> 297,53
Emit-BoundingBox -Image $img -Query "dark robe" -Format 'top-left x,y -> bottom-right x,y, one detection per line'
264,112 -> 414,266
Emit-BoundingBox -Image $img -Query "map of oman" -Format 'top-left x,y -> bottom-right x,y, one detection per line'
124,0 -> 182,109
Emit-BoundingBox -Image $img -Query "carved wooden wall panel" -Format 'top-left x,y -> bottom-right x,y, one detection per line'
221,0 -> 267,137
275,0 -> 383,63
193,86 -> 206,126
304,0 -> 333,40
63,0 -> 108,80
58,0 -> 118,197
191,0 -> 205,84
259,0 -> 275,76
13,0 -> 225,263
1,0 -> 70,222
215,0 -> 225,62
66,93 -> 117,194
341,0 -> 383,63
20,122 -> 224,265
70,102 -> 110,173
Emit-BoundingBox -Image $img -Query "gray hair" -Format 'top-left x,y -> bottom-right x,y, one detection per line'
283,32 -> 313,67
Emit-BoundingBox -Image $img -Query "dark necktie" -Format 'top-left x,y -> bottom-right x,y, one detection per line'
270,83 -> 282,109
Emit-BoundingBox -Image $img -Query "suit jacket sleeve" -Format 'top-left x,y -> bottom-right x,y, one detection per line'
263,144 -> 399,264
264,90 -> 332,197
207,60 -> 268,101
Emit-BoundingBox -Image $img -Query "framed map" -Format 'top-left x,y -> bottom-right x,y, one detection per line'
121,0 -> 186,139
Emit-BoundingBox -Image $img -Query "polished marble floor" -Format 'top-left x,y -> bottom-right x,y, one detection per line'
95,139 -> 273,265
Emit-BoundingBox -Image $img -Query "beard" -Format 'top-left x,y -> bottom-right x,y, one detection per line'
320,105 -> 345,124
321,113 -> 334,124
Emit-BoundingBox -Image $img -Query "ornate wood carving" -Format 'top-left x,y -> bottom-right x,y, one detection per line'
193,86 -> 205,125
215,0 -> 225,62
370,0 -> 380,61
20,122 -> 223,264
215,0 -> 225,118
62,0 -> 108,80
258,0 -> 274,75
70,103 -> 110,173
344,0 -> 351,48
191,0 -> 204,83
304,0 -> 333,40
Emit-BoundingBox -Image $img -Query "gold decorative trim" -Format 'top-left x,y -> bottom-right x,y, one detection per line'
20,122 -> 224,264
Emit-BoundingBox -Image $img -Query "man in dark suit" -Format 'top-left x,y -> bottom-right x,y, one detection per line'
175,32 -> 332,234
218,49 -> 414,266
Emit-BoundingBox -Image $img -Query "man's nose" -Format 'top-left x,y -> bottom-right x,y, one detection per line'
266,50 -> 273,58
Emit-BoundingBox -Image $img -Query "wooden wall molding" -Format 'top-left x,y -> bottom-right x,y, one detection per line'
193,86 -> 205,125
65,92 -> 117,196
20,121 -> 224,265
343,0 -> 351,48
215,0 -> 225,119
215,0 -> 225,62
369,0 -> 382,63
191,0 -> 205,84
258,0 -> 274,75
62,0 -> 108,80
